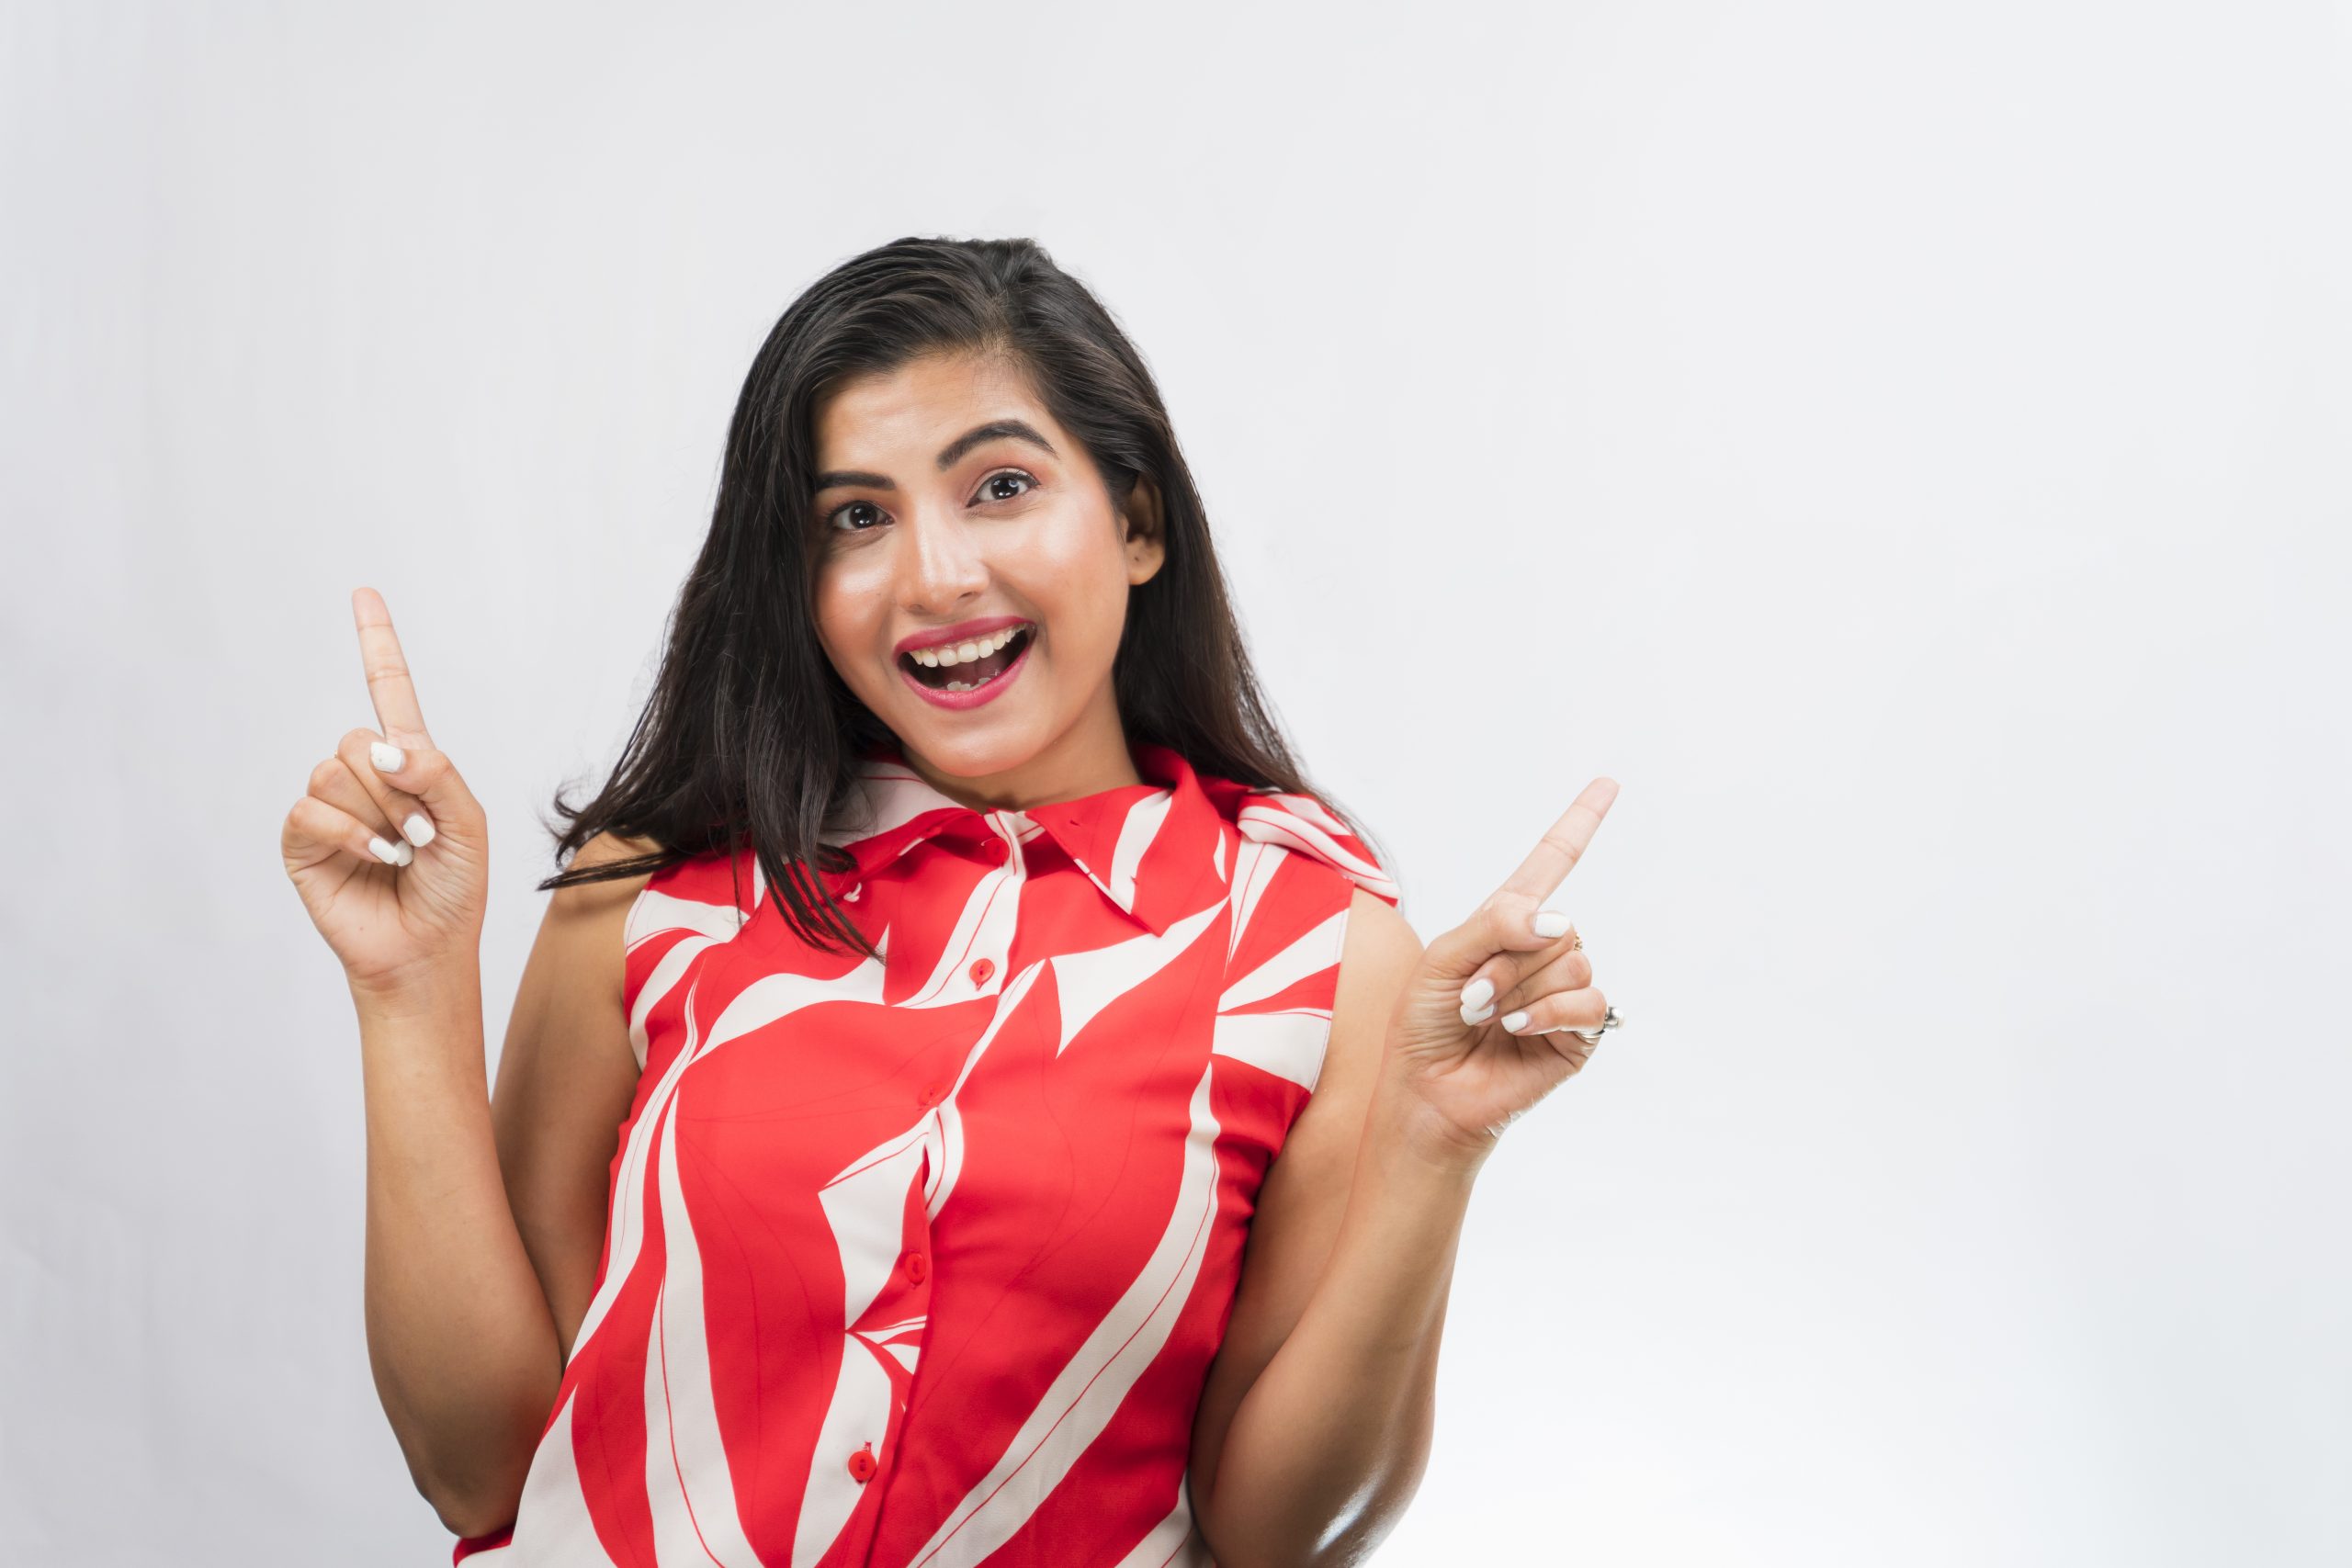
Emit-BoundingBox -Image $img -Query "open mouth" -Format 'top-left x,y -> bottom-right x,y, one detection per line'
899,621 -> 1035,694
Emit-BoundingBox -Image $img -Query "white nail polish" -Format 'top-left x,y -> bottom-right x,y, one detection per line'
370,741 -> 406,773
1533,910 -> 1571,939
1460,1000 -> 1495,1027
401,811 -> 435,847
1501,1010 -> 1532,1033
368,835 -> 403,865
392,838 -> 414,865
1460,977 -> 1495,1011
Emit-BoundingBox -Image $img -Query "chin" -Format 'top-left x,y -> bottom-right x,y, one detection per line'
902,725 -> 1042,779
872,686 -> 1055,778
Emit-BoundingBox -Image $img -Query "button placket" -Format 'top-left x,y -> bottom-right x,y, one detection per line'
957,811 -> 1021,997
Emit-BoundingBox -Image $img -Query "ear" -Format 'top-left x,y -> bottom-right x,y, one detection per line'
1120,474 -> 1168,587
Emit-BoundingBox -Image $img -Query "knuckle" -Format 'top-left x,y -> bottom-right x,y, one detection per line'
1540,831 -> 1584,865
309,758 -> 344,794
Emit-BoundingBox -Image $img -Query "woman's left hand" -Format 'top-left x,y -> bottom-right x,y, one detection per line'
1379,777 -> 1622,1163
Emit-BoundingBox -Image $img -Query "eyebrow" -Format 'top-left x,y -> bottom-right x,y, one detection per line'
812,419 -> 1059,493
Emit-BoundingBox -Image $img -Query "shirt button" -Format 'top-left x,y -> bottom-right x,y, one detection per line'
981,837 -> 1008,863
968,957 -> 995,986
905,1250 -> 929,1283
917,1081 -> 945,1108
848,1443 -> 876,1483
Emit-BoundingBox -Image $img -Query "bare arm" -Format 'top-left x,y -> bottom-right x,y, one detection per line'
358,832 -> 651,1537
1191,888 -> 1460,1565
1193,779 -> 1623,1565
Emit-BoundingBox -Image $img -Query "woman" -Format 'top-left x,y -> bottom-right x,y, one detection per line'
282,236 -> 1621,1566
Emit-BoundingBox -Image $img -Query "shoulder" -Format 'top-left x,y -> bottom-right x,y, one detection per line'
529,834 -> 667,987
549,830 -> 667,919
567,829 -> 666,877
1338,885 -> 1421,979
545,829 -> 663,908
575,829 -> 665,864
503,837 -> 667,1089
1328,887 -> 1421,1077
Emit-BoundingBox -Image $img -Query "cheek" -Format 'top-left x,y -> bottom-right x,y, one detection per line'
1014,526 -> 1131,653
811,565 -> 884,674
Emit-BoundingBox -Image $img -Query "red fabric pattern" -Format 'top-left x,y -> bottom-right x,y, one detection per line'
450,743 -> 1397,1565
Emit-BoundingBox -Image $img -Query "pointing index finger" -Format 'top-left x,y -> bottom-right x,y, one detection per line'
351,586 -> 433,748
1497,777 -> 1619,907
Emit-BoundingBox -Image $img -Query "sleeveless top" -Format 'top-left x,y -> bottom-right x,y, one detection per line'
451,741 -> 1400,1566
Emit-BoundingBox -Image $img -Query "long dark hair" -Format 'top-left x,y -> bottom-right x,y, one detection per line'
537,235 -> 1364,956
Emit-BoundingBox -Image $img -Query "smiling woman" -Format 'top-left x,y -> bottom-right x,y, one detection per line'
807,353 -> 1170,789
293,235 -> 1620,1568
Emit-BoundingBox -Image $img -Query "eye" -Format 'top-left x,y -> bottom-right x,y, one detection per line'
823,499 -> 888,533
973,468 -> 1036,505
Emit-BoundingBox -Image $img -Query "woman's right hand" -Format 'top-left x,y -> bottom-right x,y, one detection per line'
281,587 -> 492,998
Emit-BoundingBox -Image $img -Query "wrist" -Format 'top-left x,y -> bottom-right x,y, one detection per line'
1366,1071 -> 1497,1180
348,957 -> 482,1022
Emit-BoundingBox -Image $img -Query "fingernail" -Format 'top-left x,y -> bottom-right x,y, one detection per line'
392,838 -> 414,865
1460,977 -> 1495,1011
368,835 -> 404,866
1460,999 -> 1495,1027
370,741 -> 406,774
401,811 -> 435,848
1533,910 -> 1571,939
1501,1010 -> 1532,1033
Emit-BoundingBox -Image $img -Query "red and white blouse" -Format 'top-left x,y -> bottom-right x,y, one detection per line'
452,741 -> 1399,1566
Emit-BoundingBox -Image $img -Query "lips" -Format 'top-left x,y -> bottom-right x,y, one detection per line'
893,617 -> 1037,710
898,625 -> 1030,691
893,614 -> 1033,657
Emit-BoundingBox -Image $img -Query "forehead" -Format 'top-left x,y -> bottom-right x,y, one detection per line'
812,352 -> 1058,463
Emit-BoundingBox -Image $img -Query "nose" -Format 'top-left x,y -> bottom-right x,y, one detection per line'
899,508 -> 989,617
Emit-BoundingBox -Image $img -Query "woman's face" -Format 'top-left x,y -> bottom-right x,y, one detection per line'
809,352 -> 1164,799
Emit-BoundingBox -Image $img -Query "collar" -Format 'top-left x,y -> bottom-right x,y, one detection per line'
822,740 -> 1398,935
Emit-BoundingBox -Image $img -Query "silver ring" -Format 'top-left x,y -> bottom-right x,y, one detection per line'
1570,1005 -> 1622,1046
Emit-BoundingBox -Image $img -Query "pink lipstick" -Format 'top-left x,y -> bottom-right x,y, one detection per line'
895,616 -> 1036,711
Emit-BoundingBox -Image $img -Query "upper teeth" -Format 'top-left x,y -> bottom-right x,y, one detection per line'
912,624 -> 1026,668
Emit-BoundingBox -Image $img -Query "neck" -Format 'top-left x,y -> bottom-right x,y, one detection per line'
899,687 -> 1145,813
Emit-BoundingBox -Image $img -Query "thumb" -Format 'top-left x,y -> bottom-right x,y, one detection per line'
364,738 -> 481,831
1419,891 -> 1572,982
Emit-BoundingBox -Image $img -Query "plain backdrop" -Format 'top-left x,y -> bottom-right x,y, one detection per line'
5,2 -> 2346,1562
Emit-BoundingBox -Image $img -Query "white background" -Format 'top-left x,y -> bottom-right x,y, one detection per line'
5,2 -> 2346,1562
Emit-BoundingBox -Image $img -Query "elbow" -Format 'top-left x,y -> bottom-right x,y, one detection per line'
1193,1444 -> 1436,1568
394,1433 -> 528,1544
377,1369 -> 553,1542
421,1469 -> 521,1545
